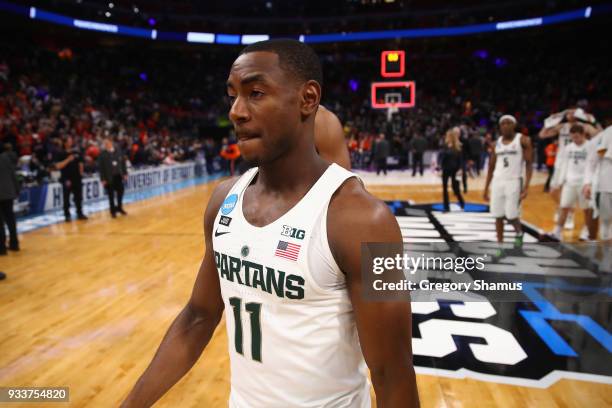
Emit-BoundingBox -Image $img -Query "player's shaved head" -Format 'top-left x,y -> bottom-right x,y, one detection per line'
240,39 -> 323,87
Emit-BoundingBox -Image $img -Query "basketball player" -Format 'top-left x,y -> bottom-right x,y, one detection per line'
315,105 -> 351,169
594,126 -> 612,241
483,115 -> 533,247
122,39 -> 419,407
539,109 -> 600,229
539,109 -> 579,229
582,126 -> 607,240
548,125 -> 589,240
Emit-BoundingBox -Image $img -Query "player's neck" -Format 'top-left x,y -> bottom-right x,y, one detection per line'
257,146 -> 328,194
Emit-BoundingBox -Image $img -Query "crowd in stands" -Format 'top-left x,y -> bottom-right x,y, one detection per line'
0,43 -> 228,185
0,24 -> 609,184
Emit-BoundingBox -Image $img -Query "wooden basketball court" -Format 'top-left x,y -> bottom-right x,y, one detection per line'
1,174 -> 610,407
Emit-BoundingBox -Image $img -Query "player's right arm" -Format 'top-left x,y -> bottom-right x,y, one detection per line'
121,178 -> 237,408
538,123 -> 562,139
483,149 -> 496,201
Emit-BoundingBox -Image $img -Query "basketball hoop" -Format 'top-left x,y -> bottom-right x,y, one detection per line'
387,103 -> 399,121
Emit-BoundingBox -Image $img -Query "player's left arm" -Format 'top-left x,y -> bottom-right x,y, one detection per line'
583,122 -> 602,138
315,106 -> 351,170
328,179 -> 419,408
521,135 -> 533,200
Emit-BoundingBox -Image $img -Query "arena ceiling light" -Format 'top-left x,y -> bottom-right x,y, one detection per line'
186,32 -> 215,43
241,34 -> 270,45
0,1 -> 606,44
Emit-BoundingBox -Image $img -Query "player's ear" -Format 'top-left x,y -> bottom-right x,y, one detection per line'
300,80 -> 321,118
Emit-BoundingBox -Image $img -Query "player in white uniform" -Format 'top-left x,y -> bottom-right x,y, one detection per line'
581,127 -> 604,240
122,39 -> 419,407
484,115 -> 533,247
595,126 -> 612,241
539,108 -> 601,229
548,124 -> 589,241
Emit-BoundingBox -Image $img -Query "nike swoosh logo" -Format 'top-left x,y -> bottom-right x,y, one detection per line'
215,228 -> 230,237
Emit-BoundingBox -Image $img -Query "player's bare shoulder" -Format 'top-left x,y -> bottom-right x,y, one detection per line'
520,133 -> 532,147
204,177 -> 241,232
327,177 -> 400,249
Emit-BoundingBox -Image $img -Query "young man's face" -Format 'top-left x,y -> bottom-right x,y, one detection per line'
571,131 -> 585,145
499,119 -> 515,138
226,51 -> 303,165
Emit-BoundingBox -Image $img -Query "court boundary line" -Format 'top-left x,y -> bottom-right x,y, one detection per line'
415,366 -> 612,388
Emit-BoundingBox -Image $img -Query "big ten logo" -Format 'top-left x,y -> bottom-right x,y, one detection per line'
281,225 -> 305,240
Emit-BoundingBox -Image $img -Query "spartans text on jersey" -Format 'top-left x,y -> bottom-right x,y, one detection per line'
214,251 -> 305,299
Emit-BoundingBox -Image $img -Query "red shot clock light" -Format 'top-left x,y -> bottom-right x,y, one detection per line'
380,50 -> 405,78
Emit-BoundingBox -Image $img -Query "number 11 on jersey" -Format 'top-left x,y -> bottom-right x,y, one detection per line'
229,297 -> 262,362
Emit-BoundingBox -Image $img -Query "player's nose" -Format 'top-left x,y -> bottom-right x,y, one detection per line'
229,96 -> 250,124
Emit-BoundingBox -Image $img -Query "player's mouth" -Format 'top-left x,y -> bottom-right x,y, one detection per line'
236,130 -> 261,142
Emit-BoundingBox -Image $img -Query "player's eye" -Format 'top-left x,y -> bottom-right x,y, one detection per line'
250,90 -> 264,99
227,95 -> 237,105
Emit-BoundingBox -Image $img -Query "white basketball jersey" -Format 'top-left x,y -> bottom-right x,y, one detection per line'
212,163 -> 370,408
563,142 -> 588,186
557,123 -> 573,154
585,132 -> 602,192
493,133 -> 524,180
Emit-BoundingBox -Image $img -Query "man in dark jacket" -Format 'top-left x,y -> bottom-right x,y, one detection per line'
410,133 -> 427,176
98,137 -> 128,218
0,144 -> 19,253
467,133 -> 484,176
54,137 -> 88,221
373,133 -> 390,176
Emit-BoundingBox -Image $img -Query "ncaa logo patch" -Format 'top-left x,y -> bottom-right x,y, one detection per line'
221,194 -> 238,215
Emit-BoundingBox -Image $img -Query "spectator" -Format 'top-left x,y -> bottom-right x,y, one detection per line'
203,137 -> 217,175
220,137 -> 241,176
98,137 -> 128,218
439,128 -> 465,212
0,143 -> 19,253
467,132 -> 484,176
410,133 -> 427,176
373,133 -> 390,176
544,140 -> 558,192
